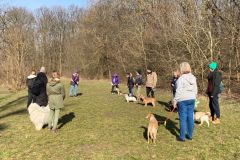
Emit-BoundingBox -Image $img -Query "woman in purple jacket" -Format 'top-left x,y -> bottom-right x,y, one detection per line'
111,73 -> 119,94
69,71 -> 79,97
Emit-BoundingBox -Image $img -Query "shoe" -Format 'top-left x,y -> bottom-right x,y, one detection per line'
186,135 -> 192,140
212,118 -> 220,124
176,137 -> 185,142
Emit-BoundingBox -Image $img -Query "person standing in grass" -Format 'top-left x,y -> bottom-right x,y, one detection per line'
135,70 -> 143,100
207,61 -> 222,124
173,62 -> 198,142
146,68 -> 157,98
127,72 -> 135,97
111,73 -> 119,94
26,70 -> 37,108
47,71 -> 65,133
69,71 -> 79,97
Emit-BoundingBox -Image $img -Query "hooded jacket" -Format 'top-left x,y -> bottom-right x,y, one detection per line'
146,72 -> 157,88
111,74 -> 119,85
47,78 -> 65,109
174,73 -> 198,102
34,72 -> 48,106
207,70 -> 222,97
26,74 -> 36,91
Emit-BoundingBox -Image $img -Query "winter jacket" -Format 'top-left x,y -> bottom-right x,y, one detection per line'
34,72 -> 48,107
146,72 -> 157,88
26,74 -> 36,91
207,70 -> 222,97
174,73 -> 198,102
70,73 -> 79,86
47,79 -> 65,109
135,75 -> 143,85
127,77 -> 135,88
111,74 -> 119,85
171,77 -> 178,94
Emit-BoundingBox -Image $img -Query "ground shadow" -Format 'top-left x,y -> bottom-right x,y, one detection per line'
0,96 -> 27,112
157,100 -> 170,108
77,93 -> 83,96
58,112 -> 75,129
0,123 -> 7,132
154,113 -> 179,137
140,126 -> 148,141
0,108 -> 27,119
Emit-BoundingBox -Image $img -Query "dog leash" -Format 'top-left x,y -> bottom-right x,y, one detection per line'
164,108 -> 175,126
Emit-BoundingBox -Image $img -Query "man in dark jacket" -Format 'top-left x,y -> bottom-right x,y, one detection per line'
127,73 -> 135,97
33,67 -> 48,107
207,62 -> 222,124
26,70 -> 37,107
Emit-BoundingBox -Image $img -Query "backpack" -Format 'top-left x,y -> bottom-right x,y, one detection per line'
31,79 -> 41,96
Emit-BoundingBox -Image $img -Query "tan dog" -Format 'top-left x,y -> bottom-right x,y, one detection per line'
194,112 -> 210,127
145,113 -> 158,144
140,95 -> 156,107
115,88 -> 122,95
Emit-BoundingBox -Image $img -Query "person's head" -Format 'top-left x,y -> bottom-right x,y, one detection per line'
136,69 -> 142,75
179,62 -> 191,74
147,69 -> 152,74
126,72 -> 132,77
51,71 -> 60,80
40,66 -> 46,73
208,61 -> 217,72
173,69 -> 180,77
31,70 -> 36,75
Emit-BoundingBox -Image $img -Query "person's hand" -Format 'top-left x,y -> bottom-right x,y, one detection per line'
173,101 -> 177,109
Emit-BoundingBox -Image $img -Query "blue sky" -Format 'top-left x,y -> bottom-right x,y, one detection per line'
1,0 -> 89,10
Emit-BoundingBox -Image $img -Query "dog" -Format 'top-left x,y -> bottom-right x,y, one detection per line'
145,113 -> 158,144
115,88 -> 123,95
194,112 -> 210,127
140,95 -> 156,107
28,103 -> 50,130
124,94 -> 137,102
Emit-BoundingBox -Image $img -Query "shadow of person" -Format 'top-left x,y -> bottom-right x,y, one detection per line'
76,93 -> 83,96
140,126 -> 148,141
154,113 -> 179,137
58,112 -> 75,129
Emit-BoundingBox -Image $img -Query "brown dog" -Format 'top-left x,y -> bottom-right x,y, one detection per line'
145,113 -> 158,144
140,95 -> 156,107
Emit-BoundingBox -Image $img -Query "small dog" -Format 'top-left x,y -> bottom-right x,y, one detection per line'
194,112 -> 210,127
115,88 -> 122,95
145,113 -> 158,144
140,95 -> 156,107
124,94 -> 137,102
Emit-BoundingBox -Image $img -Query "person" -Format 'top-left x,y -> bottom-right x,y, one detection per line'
146,68 -> 157,98
127,72 -> 135,97
69,71 -> 79,97
111,73 -> 119,94
173,62 -> 198,142
135,70 -> 143,100
33,67 -> 48,107
47,71 -> 65,133
207,61 -> 222,124
171,70 -> 180,98
26,70 -> 37,107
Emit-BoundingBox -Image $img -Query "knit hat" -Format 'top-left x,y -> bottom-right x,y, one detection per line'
40,67 -> 46,73
208,61 -> 217,70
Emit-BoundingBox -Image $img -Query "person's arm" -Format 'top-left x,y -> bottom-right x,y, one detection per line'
61,84 -> 66,100
173,77 -> 183,108
153,72 -> 157,88
212,72 -> 221,97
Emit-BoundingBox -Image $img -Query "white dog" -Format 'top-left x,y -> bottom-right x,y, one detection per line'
28,103 -> 50,130
194,112 -> 210,127
124,94 -> 137,103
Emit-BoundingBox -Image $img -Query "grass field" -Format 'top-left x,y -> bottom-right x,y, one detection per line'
0,80 -> 239,160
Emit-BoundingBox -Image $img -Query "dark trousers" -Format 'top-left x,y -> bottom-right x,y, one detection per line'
146,87 -> 154,98
27,91 -> 35,108
128,87 -> 133,96
111,85 -> 119,93
209,95 -> 220,119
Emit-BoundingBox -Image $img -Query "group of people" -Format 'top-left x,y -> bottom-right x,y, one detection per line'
111,68 -> 157,100
26,68 -> 80,132
111,61 -> 222,142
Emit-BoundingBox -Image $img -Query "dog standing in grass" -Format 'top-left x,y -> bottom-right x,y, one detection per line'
145,113 -> 158,144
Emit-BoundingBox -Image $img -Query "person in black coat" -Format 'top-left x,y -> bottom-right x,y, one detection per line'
127,73 -> 135,97
26,70 -> 37,107
33,67 -> 48,107
207,62 -> 222,124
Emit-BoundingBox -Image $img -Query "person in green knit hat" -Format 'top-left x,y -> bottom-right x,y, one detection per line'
206,61 -> 222,124
47,71 -> 66,133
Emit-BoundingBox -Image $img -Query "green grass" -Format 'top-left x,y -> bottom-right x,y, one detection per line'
0,80 -> 239,160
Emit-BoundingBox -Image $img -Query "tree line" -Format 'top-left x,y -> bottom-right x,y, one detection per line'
0,0 -> 239,95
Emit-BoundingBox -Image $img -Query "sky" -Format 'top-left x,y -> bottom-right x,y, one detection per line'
1,0 -> 89,10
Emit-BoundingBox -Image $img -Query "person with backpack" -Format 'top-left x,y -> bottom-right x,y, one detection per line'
111,73 -> 119,94
69,71 -> 79,97
26,70 -> 37,108
127,72 -> 135,97
207,61 -> 222,124
47,71 -> 65,133
32,67 -> 48,107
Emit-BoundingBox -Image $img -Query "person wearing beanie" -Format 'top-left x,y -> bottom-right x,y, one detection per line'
135,70 -> 143,100
145,68 -> 157,98
127,72 -> 135,97
69,71 -> 80,97
207,61 -> 222,124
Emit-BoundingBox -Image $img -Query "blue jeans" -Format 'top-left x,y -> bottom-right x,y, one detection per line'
69,85 -> 78,96
128,87 -> 133,97
177,99 -> 195,140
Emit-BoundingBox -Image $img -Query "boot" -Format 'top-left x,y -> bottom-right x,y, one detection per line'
212,118 -> 220,124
